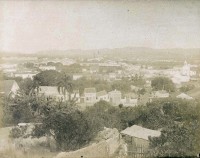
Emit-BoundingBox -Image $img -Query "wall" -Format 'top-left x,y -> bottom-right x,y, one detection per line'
55,129 -> 121,158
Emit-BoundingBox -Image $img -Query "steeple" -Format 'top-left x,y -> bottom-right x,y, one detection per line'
184,60 -> 187,66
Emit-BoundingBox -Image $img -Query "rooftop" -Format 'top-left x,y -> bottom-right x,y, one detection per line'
121,125 -> 161,141
38,86 -> 61,95
176,93 -> 193,100
0,80 -> 18,96
97,90 -> 107,97
84,87 -> 96,93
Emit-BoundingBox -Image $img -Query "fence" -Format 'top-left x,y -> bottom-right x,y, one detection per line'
126,145 -> 153,158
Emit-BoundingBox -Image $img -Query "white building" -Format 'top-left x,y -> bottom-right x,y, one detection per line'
84,88 -> 97,103
176,93 -> 193,100
108,89 -> 122,105
151,90 -> 169,98
14,73 -> 37,79
37,86 -> 80,102
73,74 -> 83,80
96,90 -> 109,102
39,66 -> 56,71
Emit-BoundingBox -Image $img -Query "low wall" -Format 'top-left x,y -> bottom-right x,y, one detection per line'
55,129 -> 121,158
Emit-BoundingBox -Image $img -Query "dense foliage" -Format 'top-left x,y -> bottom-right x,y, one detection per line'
2,73 -> 200,156
33,70 -> 63,86
151,76 -> 175,92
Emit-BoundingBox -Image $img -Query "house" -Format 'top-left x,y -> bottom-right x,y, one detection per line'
84,88 -> 96,103
153,90 -> 169,98
108,89 -> 122,105
37,86 -> 65,101
72,74 -> 83,80
37,86 -> 80,102
120,125 -> 161,154
121,93 -> 138,107
0,80 -> 20,98
176,93 -> 193,100
14,72 -> 37,79
39,66 -> 56,71
96,90 -> 109,102
121,98 -> 138,107
149,90 -> 169,102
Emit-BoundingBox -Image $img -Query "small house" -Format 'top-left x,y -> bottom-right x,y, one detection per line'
0,80 -> 20,98
121,125 -> 161,154
84,87 -> 96,103
108,89 -> 122,105
176,93 -> 193,100
153,90 -> 169,98
96,90 -> 109,102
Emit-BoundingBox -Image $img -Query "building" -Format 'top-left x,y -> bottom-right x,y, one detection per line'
152,90 -> 169,98
121,125 -> 161,154
121,93 -> 138,107
108,89 -> 122,105
84,88 -> 97,103
0,80 -> 20,98
14,72 -> 37,79
37,86 -> 66,101
96,90 -> 109,102
181,61 -> 190,77
37,86 -> 80,102
72,74 -> 83,80
176,93 -> 193,100
39,66 -> 56,71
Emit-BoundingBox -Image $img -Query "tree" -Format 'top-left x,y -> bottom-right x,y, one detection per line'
111,79 -> 131,93
144,99 -> 200,157
57,74 -> 74,101
131,74 -> 146,86
19,78 -> 34,95
85,100 -> 122,131
151,76 -> 175,92
149,121 -> 200,157
33,70 -> 62,86
32,101 -> 96,151
180,84 -> 195,92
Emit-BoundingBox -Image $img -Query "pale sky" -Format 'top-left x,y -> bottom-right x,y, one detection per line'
0,0 -> 200,53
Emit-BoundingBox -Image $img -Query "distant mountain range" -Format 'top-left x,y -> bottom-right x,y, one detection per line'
1,47 -> 200,61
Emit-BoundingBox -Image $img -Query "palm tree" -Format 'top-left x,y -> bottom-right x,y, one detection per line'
29,76 -> 40,96
57,74 -> 73,102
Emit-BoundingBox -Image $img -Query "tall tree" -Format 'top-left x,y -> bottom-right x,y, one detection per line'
57,74 -> 73,102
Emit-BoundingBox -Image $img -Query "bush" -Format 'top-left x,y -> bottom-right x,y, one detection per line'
9,126 -> 27,138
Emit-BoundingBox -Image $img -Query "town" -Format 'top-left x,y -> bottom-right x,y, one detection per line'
0,49 -> 200,158
0,0 -> 200,158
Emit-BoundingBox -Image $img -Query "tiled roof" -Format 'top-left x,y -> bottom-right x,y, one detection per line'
96,90 -> 107,97
176,93 -> 193,100
109,89 -> 121,94
121,125 -> 161,141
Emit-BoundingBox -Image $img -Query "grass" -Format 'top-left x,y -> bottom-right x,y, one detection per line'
0,147 -> 58,158
0,127 -> 58,158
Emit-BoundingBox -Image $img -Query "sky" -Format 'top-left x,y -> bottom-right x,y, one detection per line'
0,0 -> 200,53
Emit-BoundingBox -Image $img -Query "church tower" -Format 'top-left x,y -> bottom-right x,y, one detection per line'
182,60 -> 190,76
